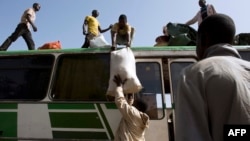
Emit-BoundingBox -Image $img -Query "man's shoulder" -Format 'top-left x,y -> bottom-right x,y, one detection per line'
24,8 -> 35,14
183,58 -> 216,72
111,23 -> 119,30
181,59 -> 218,79
85,15 -> 94,20
192,56 -> 248,72
113,23 -> 119,26
207,4 -> 215,9
207,4 -> 214,6
85,15 -> 90,19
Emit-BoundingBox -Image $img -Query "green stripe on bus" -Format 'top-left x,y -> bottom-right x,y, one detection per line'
52,131 -> 108,139
96,104 -> 114,139
0,104 -> 17,109
48,103 -> 95,109
0,112 -> 17,137
50,112 -> 103,128
105,103 -> 117,109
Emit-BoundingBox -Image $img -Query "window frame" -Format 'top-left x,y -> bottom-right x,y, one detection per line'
49,53 -> 111,101
0,54 -> 55,101
168,58 -> 197,131
136,58 -> 165,120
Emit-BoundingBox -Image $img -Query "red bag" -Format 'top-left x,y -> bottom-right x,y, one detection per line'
38,41 -> 62,50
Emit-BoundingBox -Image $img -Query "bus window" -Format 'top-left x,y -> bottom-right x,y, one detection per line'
239,51 -> 250,61
136,62 -> 164,119
0,55 -> 54,100
169,61 -> 194,103
169,60 -> 195,139
51,54 -> 110,101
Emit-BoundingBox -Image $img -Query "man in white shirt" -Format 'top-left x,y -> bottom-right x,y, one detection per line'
176,14 -> 250,141
185,0 -> 216,26
0,3 -> 41,51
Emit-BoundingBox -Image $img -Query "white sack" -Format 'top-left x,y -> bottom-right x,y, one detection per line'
106,47 -> 143,97
89,34 -> 110,48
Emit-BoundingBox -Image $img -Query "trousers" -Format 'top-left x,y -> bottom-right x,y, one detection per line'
0,23 -> 35,51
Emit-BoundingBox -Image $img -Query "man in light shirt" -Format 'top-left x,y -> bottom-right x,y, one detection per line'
113,75 -> 149,141
111,14 -> 132,50
0,3 -> 41,51
185,0 -> 216,26
176,14 -> 250,141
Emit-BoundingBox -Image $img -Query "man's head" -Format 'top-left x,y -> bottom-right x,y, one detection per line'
125,93 -> 134,105
196,14 -> 236,60
133,99 -> 148,113
199,0 -> 206,7
33,3 -> 41,12
92,10 -> 99,18
118,14 -> 127,27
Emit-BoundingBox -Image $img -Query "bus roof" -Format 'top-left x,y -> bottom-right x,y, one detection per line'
0,45 -> 249,55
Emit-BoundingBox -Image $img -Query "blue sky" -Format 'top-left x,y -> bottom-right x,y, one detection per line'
0,0 -> 250,51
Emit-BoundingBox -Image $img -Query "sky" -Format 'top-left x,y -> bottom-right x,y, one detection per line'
0,0 -> 250,51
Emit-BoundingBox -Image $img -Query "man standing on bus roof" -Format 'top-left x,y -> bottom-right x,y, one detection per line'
0,3 -> 41,51
81,10 -> 112,48
113,75 -> 149,141
185,0 -> 216,26
175,14 -> 250,141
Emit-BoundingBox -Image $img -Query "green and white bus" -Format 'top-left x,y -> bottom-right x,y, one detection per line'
0,46 -> 249,141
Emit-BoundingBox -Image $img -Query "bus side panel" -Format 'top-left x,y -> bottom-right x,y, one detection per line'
0,103 -> 115,140
48,103 -> 112,140
145,115 -> 170,141
18,104 -> 52,139
0,103 -> 17,138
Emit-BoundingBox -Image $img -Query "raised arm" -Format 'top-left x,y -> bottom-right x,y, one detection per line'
185,11 -> 199,25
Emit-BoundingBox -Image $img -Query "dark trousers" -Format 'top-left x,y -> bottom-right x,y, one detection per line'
0,23 -> 35,51
81,35 -> 90,48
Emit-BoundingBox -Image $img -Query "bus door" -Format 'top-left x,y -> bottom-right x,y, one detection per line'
168,58 -> 197,140
136,58 -> 170,141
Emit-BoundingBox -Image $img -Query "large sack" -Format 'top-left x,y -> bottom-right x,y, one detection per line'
89,34 -> 110,48
106,47 -> 142,97
38,41 -> 62,50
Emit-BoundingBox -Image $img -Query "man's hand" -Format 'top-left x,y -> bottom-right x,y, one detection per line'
33,26 -> 37,32
109,24 -> 113,29
83,31 -> 87,35
113,75 -> 127,86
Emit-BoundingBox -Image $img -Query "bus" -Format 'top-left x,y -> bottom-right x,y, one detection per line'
0,46 -> 249,141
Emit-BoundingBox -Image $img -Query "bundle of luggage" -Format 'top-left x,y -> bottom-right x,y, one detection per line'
233,33 -> 250,45
38,41 -> 62,50
166,22 -> 197,46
